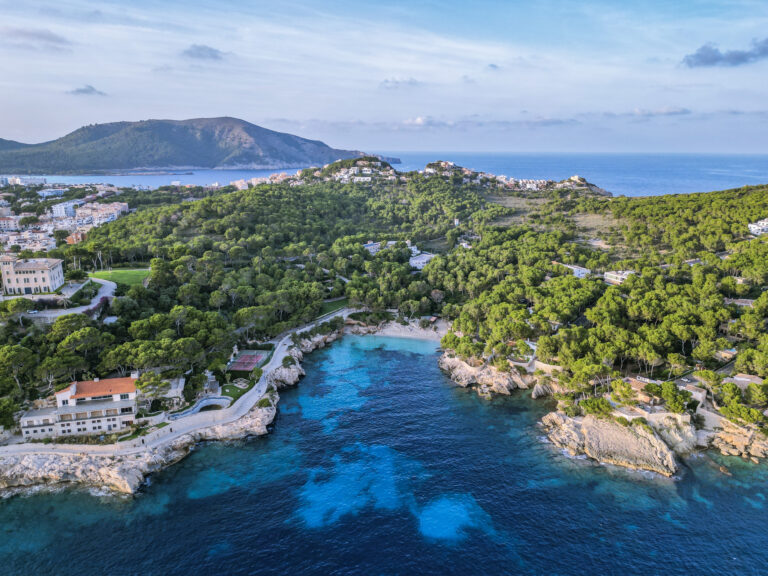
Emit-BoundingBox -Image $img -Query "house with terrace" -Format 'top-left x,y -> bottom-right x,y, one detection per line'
20,377 -> 137,439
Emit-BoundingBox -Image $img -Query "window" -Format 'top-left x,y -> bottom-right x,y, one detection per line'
61,399 -> 68,406
120,394 -> 130,400
121,407 -> 133,414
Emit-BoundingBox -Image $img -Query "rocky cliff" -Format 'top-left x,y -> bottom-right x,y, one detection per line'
0,393 -> 278,494
541,412 -> 678,476
711,420 -> 768,463
438,353 -> 532,395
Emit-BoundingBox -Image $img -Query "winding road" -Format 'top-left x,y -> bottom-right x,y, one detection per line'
0,307 -> 353,458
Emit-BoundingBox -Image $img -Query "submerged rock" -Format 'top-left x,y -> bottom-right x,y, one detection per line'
541,412 -> 678,476
438,353 -> 531,395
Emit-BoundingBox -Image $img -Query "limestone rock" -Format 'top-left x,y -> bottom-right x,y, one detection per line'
438,352 -> 531,395
649,414 -> 697,456
0,394 -> 278,495
531,380 -> 567,399
541,412 -> 678,476
711,419 -> 768,461
267,365 -> 305,389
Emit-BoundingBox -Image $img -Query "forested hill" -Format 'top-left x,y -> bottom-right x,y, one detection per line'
0,138 -> 26,152
0,117 -> 363,173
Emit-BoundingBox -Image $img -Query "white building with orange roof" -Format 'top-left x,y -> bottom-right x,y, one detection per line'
20,377 -> 137,439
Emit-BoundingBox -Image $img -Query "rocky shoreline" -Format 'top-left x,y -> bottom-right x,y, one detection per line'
5,317 -> 767,494
0,316 -> 439,496
0,392 -> 279,495
436,351 -> 768,477
540,412 -> 684,477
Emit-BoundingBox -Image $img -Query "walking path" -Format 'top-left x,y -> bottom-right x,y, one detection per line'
0,307 -> 353,458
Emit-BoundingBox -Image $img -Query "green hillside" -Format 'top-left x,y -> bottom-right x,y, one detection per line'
0,117 -> 361,173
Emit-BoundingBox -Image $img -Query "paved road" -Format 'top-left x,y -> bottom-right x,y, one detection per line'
0,307 -> 353,458
23,278 -> 117,321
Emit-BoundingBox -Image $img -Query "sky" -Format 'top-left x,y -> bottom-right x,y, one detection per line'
1,0 -> 768,153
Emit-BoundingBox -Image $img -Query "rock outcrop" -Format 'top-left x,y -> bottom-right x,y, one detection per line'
649,414 -> 697,456
297,331 -> 341,353
0,394 -> 278,495
531,380 -> 568,399
267,364 -> 306,389
711,420 -> 768,461
438,353 -> 531,395
541,412 -> 678,476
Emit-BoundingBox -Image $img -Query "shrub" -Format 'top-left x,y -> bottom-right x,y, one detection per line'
579,397 -> 613,418
615,416 -> 630,427
257,397 -> 272,408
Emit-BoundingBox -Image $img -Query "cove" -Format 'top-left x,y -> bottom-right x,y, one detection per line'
2,335 -> 768,575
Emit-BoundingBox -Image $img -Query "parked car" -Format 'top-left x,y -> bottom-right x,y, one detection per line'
26,309 -> 39,315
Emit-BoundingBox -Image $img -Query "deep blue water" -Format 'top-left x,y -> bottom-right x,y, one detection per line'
390,152 -> 768,197
13,153 -> 768,196
2,336 -> 768,575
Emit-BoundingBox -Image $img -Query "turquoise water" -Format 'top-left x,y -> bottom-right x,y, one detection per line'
2,335 -> 768,574
19,153 -> 768,196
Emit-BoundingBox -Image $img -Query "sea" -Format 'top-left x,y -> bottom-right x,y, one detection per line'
2,336 -> 768,575
14,153 -> 768,196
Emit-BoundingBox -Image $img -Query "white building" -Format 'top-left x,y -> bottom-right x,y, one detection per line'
20,377 -> 137,439
748,219 -> 768,236
553,261 -> 591,279
38,188 -> 67,199
0,255 -> 64,295
51,199 -> 84,218
0,217 -> 19,231
604,270 -> 635,285
410,252 -> 435,270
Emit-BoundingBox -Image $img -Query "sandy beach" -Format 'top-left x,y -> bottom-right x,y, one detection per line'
369,319 -> 448,342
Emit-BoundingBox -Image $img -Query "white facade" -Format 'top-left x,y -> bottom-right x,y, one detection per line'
604,270 -> 635,285
556,262 -> 591,278
51,200 -> 84,218
409,252 -> 435,270
748,219 -> 768,236
20,378 -> 137,439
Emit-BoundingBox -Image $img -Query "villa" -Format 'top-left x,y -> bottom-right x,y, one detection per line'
552,261 -> 591,279
20,377 -> 137,439
0,254 -> 64,295
604,270 -> 635,285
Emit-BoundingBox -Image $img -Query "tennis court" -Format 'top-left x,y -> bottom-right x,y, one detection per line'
227,350 -> 265,372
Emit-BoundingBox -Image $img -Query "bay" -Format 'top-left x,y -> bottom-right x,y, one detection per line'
11,153 -> 768,196
2,335 -> 767,575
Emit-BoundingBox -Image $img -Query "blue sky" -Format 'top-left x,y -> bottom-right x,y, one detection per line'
1,0 -> 767,152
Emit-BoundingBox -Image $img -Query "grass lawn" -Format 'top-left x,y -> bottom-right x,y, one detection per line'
89,269 -> 150,286
320,297 -> 348,316
222,380 -> 256,403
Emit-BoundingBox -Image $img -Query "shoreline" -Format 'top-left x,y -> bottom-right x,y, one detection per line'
0,313 -> 445,497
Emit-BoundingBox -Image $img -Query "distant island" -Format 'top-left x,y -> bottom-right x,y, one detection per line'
0,117 -> 399,174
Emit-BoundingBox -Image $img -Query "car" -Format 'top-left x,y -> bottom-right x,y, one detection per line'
26,310 -> 39,315
681,377 -> 691,383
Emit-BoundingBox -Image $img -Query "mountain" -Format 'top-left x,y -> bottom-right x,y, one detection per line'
0,117 -> 368,174
0,138 -> 27,152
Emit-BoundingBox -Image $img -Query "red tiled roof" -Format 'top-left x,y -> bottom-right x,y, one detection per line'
57,377 -> 136,399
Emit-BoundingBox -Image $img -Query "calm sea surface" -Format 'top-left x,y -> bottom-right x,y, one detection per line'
2,336 -> 768,575
14,153 -> 768,196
